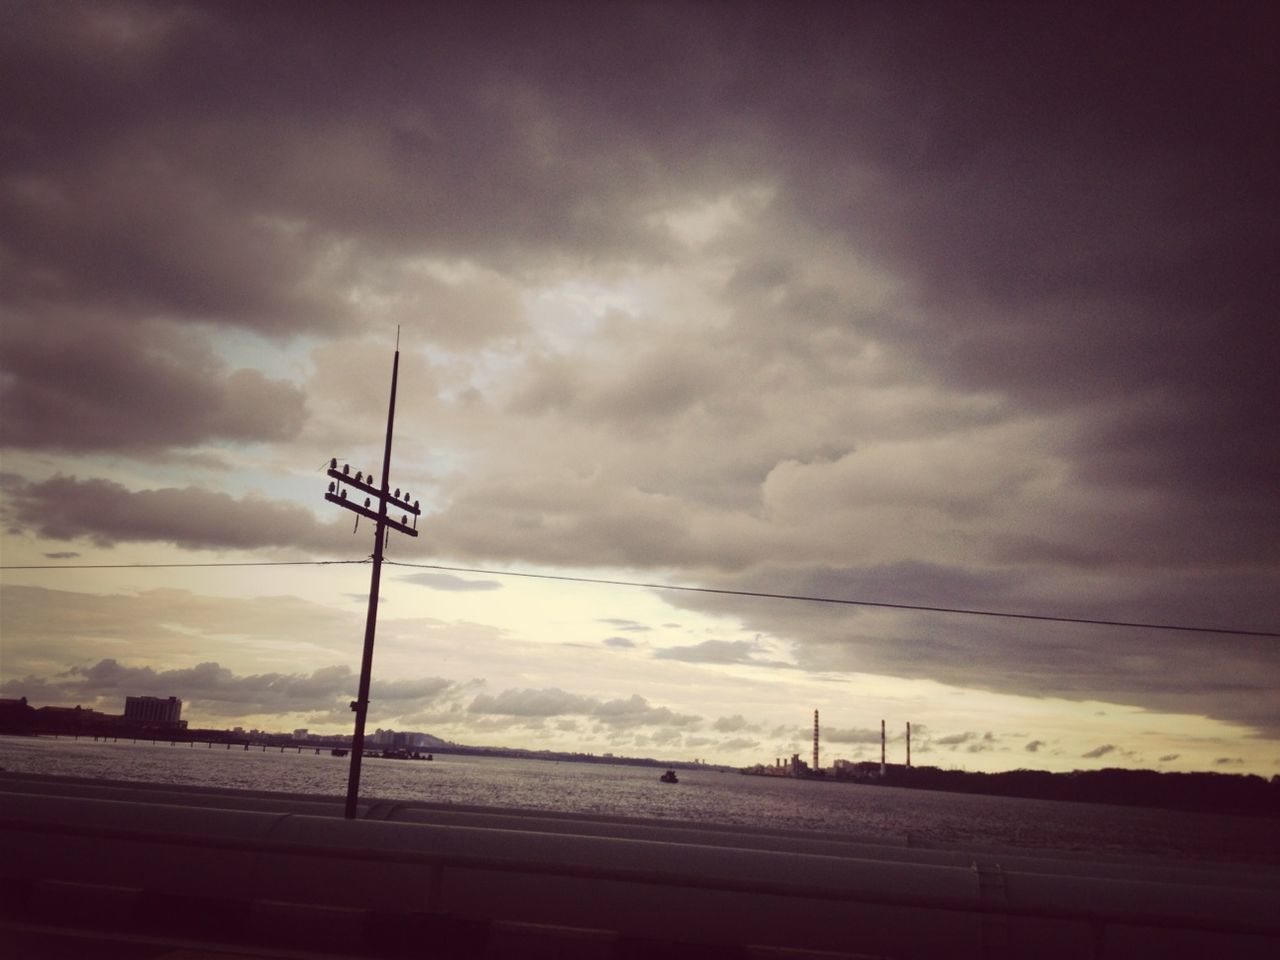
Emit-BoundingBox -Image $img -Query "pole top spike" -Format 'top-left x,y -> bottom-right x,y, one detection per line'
395,325 -> 401,351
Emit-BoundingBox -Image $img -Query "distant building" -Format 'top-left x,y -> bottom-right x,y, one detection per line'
0,697 -> 34,733
124,696 -> 184,727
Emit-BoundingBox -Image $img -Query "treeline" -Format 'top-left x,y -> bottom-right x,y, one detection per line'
876,764 -> 1280,817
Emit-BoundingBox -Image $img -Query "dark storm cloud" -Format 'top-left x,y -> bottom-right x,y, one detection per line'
2,0 -> 732,463
4,0 -> 1275,444
0,0 -> 736,333
6,0 -> 1275,517
0,314 -> 307,452
0,474 -> 347,551
772,3 -> 1280,520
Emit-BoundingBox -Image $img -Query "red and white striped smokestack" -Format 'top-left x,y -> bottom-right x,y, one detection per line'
813,709 -> 819,773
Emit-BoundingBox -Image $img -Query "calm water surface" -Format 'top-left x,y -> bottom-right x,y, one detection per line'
3,735 -> 1277,865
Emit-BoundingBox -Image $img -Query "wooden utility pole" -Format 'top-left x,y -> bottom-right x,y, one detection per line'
324,340 -> 420,819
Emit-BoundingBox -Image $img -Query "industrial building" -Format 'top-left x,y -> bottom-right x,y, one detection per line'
122,695 -> 184,728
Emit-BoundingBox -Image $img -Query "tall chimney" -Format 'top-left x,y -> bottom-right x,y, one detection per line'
813,709 -> 820,773
906,721 -> 912,768
880,719 -> 886,775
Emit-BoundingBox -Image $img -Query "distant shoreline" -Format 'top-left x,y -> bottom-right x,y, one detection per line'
6,727 -> 1278,820
0,727 -> 733,774
742,762 -> 1280,819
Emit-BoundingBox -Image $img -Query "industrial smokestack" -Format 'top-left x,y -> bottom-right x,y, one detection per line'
906,721 -> 912,768
813,709 -> 819,773
880,719 -> 886,776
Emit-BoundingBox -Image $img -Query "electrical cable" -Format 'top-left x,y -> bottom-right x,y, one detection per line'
0,560 -> 369,570
385,561 -> 1280,639
2,557 -> 1274,638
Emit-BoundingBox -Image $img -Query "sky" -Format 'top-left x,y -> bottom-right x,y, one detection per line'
2,0 -> 1278,776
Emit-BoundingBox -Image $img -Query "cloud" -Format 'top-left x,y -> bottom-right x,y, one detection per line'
468,688 -> 599,718
667,563 -> 1280,736
1158,754 -> 1180,763
465,687 -> 700,731
823,726 -> 882,745
598,619 -> 651,632
42,551 -> 80,559
0,317 -> 306,453
0,583 -> 364,673
653,638 -> 789,668
647,727 -> 685,747
593,694 -> 701,729
0,475 -> 346,551
602,636 -> 635,649
1025,740 -> 1045,753
1082,744 -> 1117,759
400,572 -> 501,592
1,657 -> 461,724
1,1 -> 701,344
713,715 -> 751,733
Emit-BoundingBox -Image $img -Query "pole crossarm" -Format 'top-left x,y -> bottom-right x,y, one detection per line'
324,492 -> 419,538
326,468 -> 421,518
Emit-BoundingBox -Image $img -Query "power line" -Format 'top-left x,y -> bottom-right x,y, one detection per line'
386,561 -> 1280,639
0,560 -> 369,570
3,557 -> 1274,638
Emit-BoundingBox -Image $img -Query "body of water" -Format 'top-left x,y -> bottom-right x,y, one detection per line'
3,735 -> 1277,865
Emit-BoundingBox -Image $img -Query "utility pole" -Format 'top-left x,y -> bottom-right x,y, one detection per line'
324,338 -> 421,819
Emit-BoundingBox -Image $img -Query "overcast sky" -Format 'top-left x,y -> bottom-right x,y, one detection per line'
2,0 -> 1277,775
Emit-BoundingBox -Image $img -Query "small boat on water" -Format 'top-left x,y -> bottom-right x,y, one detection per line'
660,769 -> 679,784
